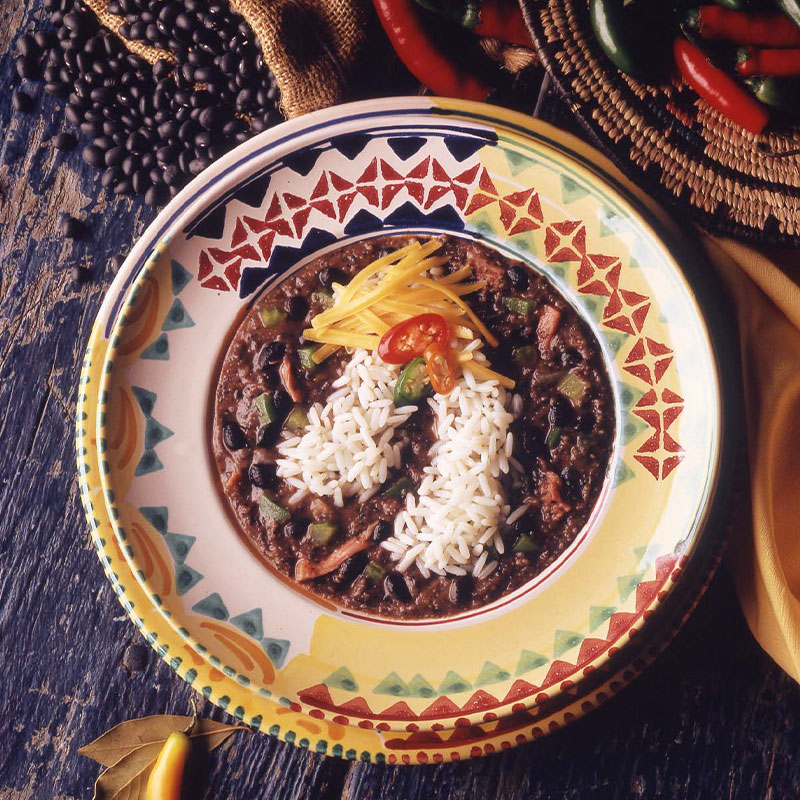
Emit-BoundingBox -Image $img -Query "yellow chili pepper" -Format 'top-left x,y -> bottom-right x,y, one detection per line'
146,731 -> 191,800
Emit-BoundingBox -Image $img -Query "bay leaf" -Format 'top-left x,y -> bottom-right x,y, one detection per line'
91,743 -> 160,800
79,715 -> 193,767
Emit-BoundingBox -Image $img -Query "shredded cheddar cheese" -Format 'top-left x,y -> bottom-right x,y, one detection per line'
304,241 -> 513,387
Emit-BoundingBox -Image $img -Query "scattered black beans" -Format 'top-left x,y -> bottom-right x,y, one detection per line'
448,574 -> 473,606
384,572 -> 412,603
60,214 -> 86,238
548,395 -> 573,428
53,132 -> 77,150
71,265 -> 91,283
285,295 -> 308,321
222,420 -> 246,450
507,265 -> 529,292
12,91 -> 35,113
109,253 -> 125,273
248,461 -> 276,488
27,0 -> 282,207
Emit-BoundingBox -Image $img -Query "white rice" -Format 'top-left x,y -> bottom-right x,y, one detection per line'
275,349 -> 415,506
276,345 -> 520,575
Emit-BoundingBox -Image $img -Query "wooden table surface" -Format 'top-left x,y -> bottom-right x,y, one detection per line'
3,2 -> 800,797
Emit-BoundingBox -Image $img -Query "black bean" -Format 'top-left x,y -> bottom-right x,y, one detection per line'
248,461 -> 276,488
71,265 -> 91,284
561,348 -> 583,368
272,389 -> 292,419
53,132 -> 77,150
162,164 -> 180,186
45,81 -> 69,97
102,166 -> 123,188
258,341 -> 285,369
188,157 -> 208,176
384,572 -> 412,603
17,34 -> 39,58
318,266 -> 347,291
548,395 -> 574,428
507,265 -> 529,292
93,136 -> 114,151
110,254 -> 125,273
114,179 -> 133,196
198,105 -> 224,130
578,412 -> 595,433
255,423 -> 280,448
449,575 -> 473,606
80,120 -> 102,138
132,169 -> 150,194
60,215 -> 85,238
157,143 -> 179,164
222,421 -> 247,450
35,31 -> 55,50
105,146 -> 125,167
339,551 -> 369,585
153,58 -> 171,80
12,91 -> 34,113
16,55 -> 40,80
126,131 -> 148,153
121,155 -> 137,176
194,130 -> 213,148
285,295 -> 308,321
372,520 -> 393,542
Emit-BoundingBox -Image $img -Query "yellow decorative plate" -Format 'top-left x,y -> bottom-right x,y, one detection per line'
77,98 -> 735,759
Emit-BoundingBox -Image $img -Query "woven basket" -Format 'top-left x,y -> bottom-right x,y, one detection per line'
521,0 -> 800,244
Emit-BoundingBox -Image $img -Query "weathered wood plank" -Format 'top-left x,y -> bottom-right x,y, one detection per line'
2,2 -> 800,798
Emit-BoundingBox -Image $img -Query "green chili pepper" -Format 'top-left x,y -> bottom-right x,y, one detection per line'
382,477 -> 414,498
297,347 -> 318,371
394,357 -> 432,406
557,372 -> 590,405
512,533 -> 540,555
745,76 -> 800,115
545,426 -> 563,449
363,562 -> 387,583
283,406 -> 309,433
512,345 -> 537,366
589,0 -> 673,79
307,521 -> 338,545
254,392 -> 277,425
259,495 -> 290,524
501,296 -> 536,317
259,306 -> 287,328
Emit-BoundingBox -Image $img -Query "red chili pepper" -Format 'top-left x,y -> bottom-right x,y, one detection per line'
372,0 -> 493,100
423,342 -> 456,394
378,313 -> 450,364
737,46 -> 800,76
673,37 -> 769,134
697,6 -> 800,47
474,1 -> 533,47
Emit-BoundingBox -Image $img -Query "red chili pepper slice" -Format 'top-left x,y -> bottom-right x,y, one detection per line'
737,47 -> 800,76
378,313 -> 451,364
424,342 -> 456,395
372,0 -> 493,101
697,7 -> 800,48
673,37 -> 769,135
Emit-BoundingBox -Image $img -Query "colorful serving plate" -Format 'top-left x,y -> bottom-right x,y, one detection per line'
77,98 -> 734,759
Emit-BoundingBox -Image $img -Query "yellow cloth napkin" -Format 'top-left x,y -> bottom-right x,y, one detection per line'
700,237 -> 800,681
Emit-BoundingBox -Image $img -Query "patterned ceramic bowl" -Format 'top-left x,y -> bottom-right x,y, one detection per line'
78,98 -> 734,755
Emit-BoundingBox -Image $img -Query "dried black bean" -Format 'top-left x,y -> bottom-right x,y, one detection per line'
384,572 -> 412,603
258,341 -> 285,368
448,575 -> 473,606
16,55 -> 40,80
71,265 -> 91,283
109,253 -> 125,273
53,132 -> 77,150
12,91 -> 35,113
60,214 -> 85,238
255,423 -> 280,448
222,421 -> 247,450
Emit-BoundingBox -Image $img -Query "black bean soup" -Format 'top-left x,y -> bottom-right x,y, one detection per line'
211,235 -> 614,619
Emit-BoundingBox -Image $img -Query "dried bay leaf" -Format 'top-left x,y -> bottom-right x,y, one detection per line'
81,714 -> 248,800
80,715 -> 193,767
91,743 -> 160,800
